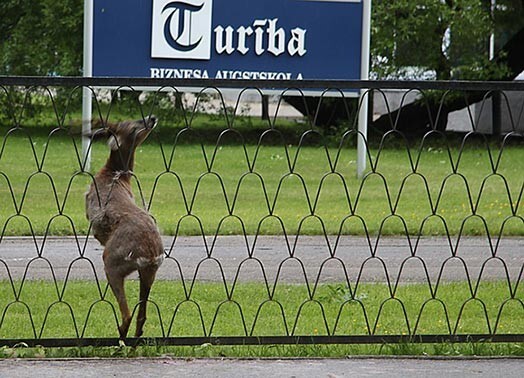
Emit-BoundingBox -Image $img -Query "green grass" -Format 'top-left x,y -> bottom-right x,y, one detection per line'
2,341 -> 524,359
0,280 -> 522,338
0,130 -> 522,237
0,280 -> 522,357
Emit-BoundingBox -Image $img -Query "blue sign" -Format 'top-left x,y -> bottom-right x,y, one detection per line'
92,0 -> 366,82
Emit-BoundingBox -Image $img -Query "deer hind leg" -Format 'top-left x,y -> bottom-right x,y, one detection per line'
105,265 -> 132,339
135,265 -> 158,338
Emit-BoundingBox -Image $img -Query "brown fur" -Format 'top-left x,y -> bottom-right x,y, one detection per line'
85,116 -> 163,339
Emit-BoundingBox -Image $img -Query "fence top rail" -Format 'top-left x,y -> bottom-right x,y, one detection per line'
0,76 -> 524,92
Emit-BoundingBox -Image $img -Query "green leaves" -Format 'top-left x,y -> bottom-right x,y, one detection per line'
0,0 -> 82,76
371,0 -> 523,80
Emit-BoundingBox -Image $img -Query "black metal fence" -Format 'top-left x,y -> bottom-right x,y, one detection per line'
0,77 -> 522,347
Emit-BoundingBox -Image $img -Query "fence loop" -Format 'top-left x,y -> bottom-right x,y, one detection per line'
0,77 -> 522,346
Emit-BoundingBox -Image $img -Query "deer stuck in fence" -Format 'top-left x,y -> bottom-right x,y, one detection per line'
85,116 -> 164,340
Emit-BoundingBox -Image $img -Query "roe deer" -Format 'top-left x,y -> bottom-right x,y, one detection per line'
85,116 -> 164,339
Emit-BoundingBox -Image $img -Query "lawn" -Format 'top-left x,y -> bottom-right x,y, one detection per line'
0,279 -> 522,357
0,126 -> 522,237
0,280 -> 522,339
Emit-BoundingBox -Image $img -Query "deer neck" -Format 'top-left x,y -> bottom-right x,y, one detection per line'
104,148 -> 135,179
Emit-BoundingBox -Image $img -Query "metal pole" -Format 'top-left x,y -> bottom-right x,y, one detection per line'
357,0 -> 371,179
489,0 -> 501,136
82,0 -> 94,172
489,0 -> 496,61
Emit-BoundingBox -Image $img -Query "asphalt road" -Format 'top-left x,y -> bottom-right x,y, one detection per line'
0,357 -> 523,378
0,235 -> 521,284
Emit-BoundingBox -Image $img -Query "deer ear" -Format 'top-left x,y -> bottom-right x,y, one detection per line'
84,119 -> 120,141
107,134 -> 121,151
83,128 -> 109,140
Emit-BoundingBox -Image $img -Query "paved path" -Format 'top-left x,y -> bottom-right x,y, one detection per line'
0,357 -> 523,377
0,235 -> 521,283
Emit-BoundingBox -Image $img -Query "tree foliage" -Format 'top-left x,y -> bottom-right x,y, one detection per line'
371,0 -> 523,80
0,0 -> 83,76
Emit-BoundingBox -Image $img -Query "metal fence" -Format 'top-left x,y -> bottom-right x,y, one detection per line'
0,77 -> 523,347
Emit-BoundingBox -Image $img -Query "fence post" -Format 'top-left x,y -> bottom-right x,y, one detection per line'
492,91 -> 502,136
262,95 -> 269,120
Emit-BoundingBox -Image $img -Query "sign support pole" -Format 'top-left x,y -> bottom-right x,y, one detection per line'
357,0 -> 371,179
82,0 -> 94,172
